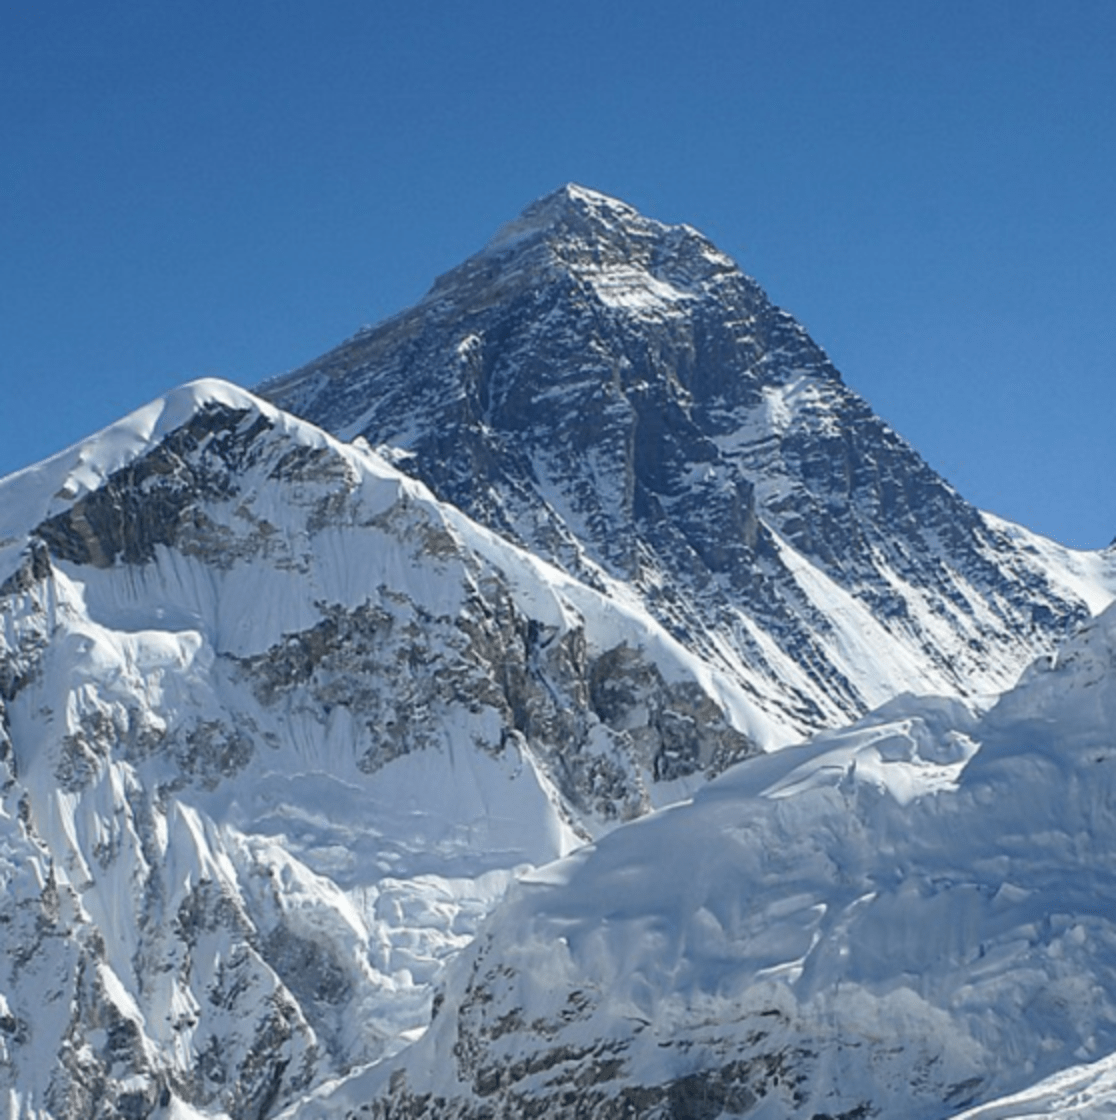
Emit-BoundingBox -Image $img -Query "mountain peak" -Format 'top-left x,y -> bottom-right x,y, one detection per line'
486,183 -> 642,246
482,183 -> 704,267
261,187 -> 1108,740
525,181 -> 646,228
0,378 -> 261,551
437,184 -> 740,325
8,187 -> 1116,1120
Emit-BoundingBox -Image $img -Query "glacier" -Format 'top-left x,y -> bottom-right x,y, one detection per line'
0,379 -> 778,1117
304,601 -> 1116,1118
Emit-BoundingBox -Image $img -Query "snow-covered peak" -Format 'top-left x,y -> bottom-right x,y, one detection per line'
484,183 -> 650,251
263,187 -> 1110,746
0,377 -> 435,591
0,371 -> 779,1116
6,186 -> 1116,1120
453,183 -> 738,319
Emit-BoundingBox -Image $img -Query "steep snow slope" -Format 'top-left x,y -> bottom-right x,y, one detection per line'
262,184 -> 1116,737
301,601 -> 1116,1119
0,380 -> 768,1119
6,188 -> 1116,1120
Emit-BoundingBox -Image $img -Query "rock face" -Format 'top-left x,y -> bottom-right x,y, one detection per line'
0,381 -> 763,1119
263,184 -> 1105,736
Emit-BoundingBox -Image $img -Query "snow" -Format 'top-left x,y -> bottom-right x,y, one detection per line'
259,181 -> 1115,770
309,601 -> 1116,1116
952,1051 -> 1116,1118
483,183 -> 643,255
584,263 -> 693,315
770,528 -> 966,705
0,381 -> 256,531
0,375 -> 815,1115
159,1100 -> 231,1120
982,510 -> 1116,616
474,182 -> 703,321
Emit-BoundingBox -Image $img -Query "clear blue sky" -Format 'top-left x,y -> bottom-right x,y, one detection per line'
3,1 -> 1115,548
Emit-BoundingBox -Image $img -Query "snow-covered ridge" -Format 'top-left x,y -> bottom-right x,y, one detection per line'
0,376 -> 784,1118
0,379 -> 375,588
951,1050 -> 1116,1119
5,184 -> 1116,1120
1,380 -> 273,529
263,185 -> 1116,743
979,510 -> 1116,616
483,183 -> 645,253
2,377 -> 783,743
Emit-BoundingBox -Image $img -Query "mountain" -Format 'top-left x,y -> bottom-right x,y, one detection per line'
0,381 -> 766,1119
3,187 -> 1116,1120
261,184 -> 1115,738
302,597 -> 1116,1119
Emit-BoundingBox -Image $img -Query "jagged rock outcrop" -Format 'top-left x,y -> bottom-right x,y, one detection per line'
309,604 -> 1116,1120
3,188 -> 1116,1120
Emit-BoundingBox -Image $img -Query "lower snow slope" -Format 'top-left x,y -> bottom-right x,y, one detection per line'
951,1050 -> 1116,1120
300,601 -> 1116,1119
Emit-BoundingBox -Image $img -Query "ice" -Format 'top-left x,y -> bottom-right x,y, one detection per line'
3,353 -> 1116,1116
0,375 -> 806,1114
952,1050 -> 1116,1118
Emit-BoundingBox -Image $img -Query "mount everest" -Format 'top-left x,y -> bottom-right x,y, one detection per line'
1,186 -> 1115,1119
263,184 -> 1110,736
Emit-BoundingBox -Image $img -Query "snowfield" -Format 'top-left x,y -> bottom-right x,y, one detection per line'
0,379 -> 778,1117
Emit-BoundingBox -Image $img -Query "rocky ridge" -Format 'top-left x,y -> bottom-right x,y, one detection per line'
302,600 -> 1116,1120
2,186 -> 1116,1120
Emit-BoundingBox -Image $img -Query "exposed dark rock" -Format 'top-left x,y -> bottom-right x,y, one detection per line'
232,581 -> 757,827
36,404 -> 270,569
0,540 -> 52,597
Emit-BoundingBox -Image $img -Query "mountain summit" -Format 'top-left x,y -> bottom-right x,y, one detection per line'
477,181 -> 747,312
262,186 -> 1112,738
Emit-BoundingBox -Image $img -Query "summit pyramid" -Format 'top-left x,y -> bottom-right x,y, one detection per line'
263,185 -> 1114,738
